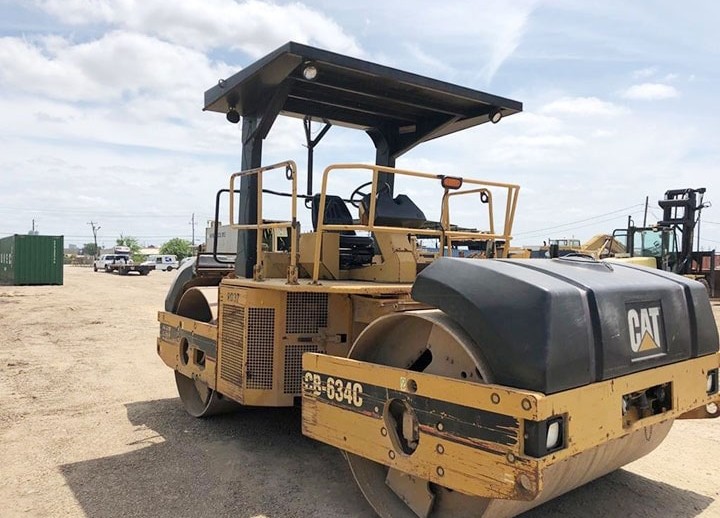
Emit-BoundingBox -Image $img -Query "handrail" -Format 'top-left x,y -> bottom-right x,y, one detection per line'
211,188 -> 239,265
224,160 -> 519,284
228,160 -> 299,284
442,184 -> 520,256
311,163 -> 520,282
444,188 -> 495,235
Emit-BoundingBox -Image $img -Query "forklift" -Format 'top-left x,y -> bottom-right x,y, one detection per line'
613,188 -> 716,296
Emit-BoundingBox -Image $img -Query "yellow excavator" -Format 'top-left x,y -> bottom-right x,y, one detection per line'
156,42 -> 720,517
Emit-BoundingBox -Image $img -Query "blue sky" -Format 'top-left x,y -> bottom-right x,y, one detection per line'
0,0 -> 718,250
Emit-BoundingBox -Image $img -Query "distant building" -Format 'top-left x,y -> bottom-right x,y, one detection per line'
140,246 -> 160,256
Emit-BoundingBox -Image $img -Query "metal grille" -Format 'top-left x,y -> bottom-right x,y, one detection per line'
286,292 -> 328,334
220,305 -> 245,386
246,308 -> 275,390
284,344 -> 318,394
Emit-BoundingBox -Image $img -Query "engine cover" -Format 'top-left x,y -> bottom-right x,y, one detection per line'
411,257 -> 718,394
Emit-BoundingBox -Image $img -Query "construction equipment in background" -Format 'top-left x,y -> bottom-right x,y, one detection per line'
155,42 -> 720,518
523,235 -> 625,260
526,238 -> 583,259
611,188 -> 716,296
579,233 -> 627,258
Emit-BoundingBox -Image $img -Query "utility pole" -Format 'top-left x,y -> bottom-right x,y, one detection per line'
190,213 -> 196,245
28,218 -> 39,235
88,221 -> 101,257
642,196 -> 649,227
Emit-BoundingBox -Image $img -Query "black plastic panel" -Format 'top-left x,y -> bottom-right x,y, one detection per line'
411,257 -> 719,394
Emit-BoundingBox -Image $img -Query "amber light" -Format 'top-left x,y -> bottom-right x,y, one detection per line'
441,176 -> 463,190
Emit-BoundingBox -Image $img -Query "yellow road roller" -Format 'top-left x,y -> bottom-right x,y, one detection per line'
156,42 -> 720,517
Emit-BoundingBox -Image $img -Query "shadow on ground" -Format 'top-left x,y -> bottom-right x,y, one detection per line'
521,469 -> 713,517
60,398 -> 374,518
60,398 -> 713,518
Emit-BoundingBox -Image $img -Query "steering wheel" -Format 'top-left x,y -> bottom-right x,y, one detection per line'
349,181 -> 390,208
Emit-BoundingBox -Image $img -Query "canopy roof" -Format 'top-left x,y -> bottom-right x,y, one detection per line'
204,42 -> 522,157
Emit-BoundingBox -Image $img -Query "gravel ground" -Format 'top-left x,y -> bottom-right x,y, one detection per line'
1,266 -> 718,517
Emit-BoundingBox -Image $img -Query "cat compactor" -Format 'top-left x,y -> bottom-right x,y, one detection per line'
157,42 -> 720,517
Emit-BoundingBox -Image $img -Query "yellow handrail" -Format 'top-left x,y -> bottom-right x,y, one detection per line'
311,163 -> 520,282
224,160 -> 519,284
228,160 -> 298,283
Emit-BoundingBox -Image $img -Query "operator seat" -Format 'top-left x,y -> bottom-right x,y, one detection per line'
361,190 -> 427,228
311,194 -> 374,269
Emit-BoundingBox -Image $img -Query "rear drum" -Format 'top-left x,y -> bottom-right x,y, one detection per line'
346,310 -> 673,518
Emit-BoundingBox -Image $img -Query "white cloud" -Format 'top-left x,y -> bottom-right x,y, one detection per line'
34,0 -> 117,24
0,1 -> 367,246
335,0 -> 540,84
35,0 -> 362,57
622,83 -> 679,100
402,43 -> 454,75
489,134 -> 584,167
503,111 -> 564,134
0,136 -> 228,244
632,67 -> 657,79
539,96 -> 625,117
0,31 -> 234,104
473,131 -> 586,168
0,1 -> 717,248
476,0 -> 540,83
498,134 -> 584,148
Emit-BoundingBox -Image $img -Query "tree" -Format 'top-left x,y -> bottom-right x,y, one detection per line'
161,238 -> 193,260
83,242 -> 100,257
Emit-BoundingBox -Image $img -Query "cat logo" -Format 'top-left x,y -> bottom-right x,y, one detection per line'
626,303 -> 664,354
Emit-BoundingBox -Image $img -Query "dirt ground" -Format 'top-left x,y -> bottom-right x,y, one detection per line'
0,266 -> 718,518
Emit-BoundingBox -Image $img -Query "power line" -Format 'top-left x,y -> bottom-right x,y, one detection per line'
518,211 -> 644,240
0,207 -> 192,217
514,203 -> 644,237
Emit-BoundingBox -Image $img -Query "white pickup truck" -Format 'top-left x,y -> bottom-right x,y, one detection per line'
93,254 -> 129,272
93,250 -> 153,276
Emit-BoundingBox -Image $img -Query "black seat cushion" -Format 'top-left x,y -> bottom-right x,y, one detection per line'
311,194 -> 374,269
340,234 -> 374,249
362,191 -> 427,228
311,194 -> 354,231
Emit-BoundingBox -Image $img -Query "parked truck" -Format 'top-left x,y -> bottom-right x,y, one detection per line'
95,246 -> 153,275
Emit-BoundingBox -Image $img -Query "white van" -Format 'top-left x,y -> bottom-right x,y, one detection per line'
144,254 -> 179,271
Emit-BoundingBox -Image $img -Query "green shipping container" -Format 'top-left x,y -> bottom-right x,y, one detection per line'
0,234 -> 64,285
